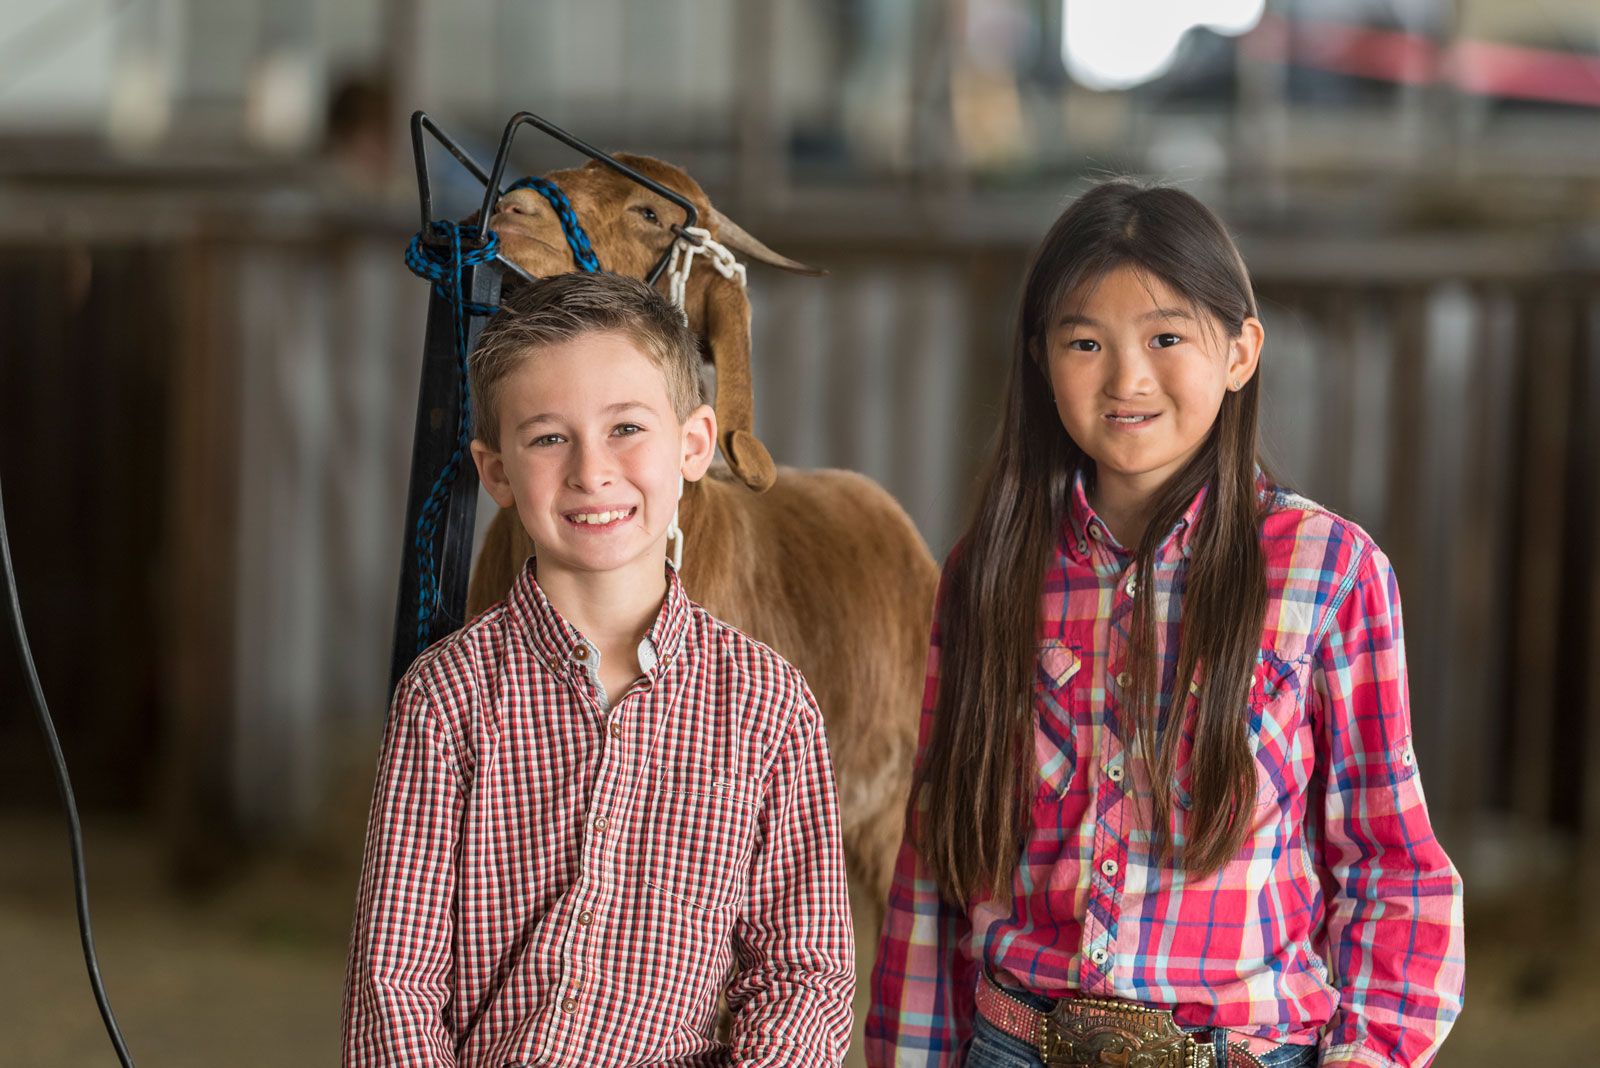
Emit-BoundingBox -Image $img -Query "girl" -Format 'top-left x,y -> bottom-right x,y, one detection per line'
866,182 -> 1464,1068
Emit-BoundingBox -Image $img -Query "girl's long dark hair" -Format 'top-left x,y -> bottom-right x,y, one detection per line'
914,182 -> 1268,903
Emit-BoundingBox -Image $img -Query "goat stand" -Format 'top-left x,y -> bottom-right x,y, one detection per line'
388,113 -> 509,693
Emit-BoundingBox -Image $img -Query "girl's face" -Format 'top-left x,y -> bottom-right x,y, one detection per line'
1042,264 -> 1263,509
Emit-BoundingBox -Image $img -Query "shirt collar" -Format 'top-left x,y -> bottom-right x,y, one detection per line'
508,560 -> 692,674
1063,467 -> 1208,563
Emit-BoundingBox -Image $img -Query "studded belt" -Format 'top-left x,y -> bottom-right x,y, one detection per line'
975,971 -> 1265,1068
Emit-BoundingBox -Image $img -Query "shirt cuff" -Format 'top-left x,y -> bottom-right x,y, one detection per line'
1319,1041 -> 1400,1068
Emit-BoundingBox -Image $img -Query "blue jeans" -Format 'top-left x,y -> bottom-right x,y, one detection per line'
965,985 -> 1318,1068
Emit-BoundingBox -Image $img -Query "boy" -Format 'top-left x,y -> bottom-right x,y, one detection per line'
343,272 -> 855,1067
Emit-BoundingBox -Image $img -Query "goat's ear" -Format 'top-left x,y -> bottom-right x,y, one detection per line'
700,272 -> 776,492
710,208 -> 825,277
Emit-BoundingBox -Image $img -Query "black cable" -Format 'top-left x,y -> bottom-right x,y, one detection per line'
0,469 -> 137,1068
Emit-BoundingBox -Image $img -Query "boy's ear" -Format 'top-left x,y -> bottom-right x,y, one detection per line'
470,439 -> 517,509
679,403 -> 718,483
1228,316 -> 1266,388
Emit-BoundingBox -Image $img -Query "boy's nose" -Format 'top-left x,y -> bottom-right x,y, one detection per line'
567,443 -> 616,490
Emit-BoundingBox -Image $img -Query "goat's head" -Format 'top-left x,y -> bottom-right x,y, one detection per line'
483,154 -> 818,492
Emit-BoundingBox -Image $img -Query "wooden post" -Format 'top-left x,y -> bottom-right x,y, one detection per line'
1509,284 -> 1575,829
1443,283 -> 1516,831
162,237 -> 243,884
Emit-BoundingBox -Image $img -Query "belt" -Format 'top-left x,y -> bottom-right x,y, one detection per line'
975,971 -> 1264,1068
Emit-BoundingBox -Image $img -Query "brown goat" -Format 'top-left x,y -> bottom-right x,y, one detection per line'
465,155 -> 937,916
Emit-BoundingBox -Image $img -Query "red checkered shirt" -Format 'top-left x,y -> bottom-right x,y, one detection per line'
867,475 -> 1464,1068
344,564 -> 855,1067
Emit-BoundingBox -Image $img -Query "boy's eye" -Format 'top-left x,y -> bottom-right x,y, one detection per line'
530,433 -> 566,447
1152,333 -> 1182,348
612,423 -> 643,436
1066,338 -> 1100,352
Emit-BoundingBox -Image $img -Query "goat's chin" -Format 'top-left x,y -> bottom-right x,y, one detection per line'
487,227 -> 567,274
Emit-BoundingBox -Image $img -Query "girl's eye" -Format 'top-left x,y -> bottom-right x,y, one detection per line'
1152,333 -> 1182,348
1066,338 -> 1100,352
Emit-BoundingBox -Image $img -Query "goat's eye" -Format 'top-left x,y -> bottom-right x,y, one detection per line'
633,205 -> 659,224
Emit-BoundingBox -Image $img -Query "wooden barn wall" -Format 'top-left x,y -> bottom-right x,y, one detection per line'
0,245 -> 176,810
2,227 -> 1598,899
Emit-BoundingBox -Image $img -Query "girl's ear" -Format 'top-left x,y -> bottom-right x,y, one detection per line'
679,403 -> 718,482
1227,316 -> 1266,389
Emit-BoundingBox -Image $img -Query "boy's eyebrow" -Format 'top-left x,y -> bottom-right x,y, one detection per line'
514,401 -> 655,431
1056,307 -> 1195,327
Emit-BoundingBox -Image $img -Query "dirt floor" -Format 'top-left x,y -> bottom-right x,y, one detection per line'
1,812 -> 1594,1067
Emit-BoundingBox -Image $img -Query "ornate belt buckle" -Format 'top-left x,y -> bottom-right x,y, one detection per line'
1036,998 -> 1192,1068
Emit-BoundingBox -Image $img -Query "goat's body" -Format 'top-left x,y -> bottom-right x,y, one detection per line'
467,466 -> 936,912
473,152 -> 939,936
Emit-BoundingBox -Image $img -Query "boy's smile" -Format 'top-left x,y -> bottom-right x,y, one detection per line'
471,330 -> 715,594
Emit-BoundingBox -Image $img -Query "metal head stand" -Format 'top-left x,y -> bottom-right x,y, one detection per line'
388,111 -> 704,694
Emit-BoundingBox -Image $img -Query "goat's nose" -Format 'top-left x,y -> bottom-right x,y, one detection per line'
496,199 -> 531,216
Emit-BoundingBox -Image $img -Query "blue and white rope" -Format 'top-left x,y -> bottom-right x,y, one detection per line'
402,183 -> 601,654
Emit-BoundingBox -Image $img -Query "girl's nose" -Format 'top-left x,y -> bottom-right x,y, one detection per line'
1104,348 -> 1155,398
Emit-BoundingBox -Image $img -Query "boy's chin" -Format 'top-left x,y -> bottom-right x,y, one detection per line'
530,540 -> 674,579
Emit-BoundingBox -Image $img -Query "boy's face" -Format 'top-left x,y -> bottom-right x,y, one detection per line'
471,330 -> 716,589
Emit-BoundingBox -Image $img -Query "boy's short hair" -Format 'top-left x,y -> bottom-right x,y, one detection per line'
470,271 -> 703,448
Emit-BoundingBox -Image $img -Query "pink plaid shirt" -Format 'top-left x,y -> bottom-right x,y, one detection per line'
344,564 -> 855,1068
868,475 -> 1464,1068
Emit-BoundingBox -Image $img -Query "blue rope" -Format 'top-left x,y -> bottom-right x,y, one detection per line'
505,176 -> 602,272
401,180 -> 601,654
403,220 -> 500,653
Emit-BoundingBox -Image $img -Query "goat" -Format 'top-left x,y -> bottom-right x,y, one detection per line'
465,155 -> 937,917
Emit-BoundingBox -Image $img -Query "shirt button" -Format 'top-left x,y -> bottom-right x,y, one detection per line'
573,645 -> 589,660
578,910 -> 594,926
1107,765 -> 1125,783
1101,858 -> 1119,877
1401,748 -> 1416,767
1076,541 -> 1088,555
561,997 -> 577,1013
1124,576 -> 1137,596
593,816 -> 609,832
1115,671 -> 1131,688
609,721 -> 622,739
1089,524 -> 1103,541
1089,948 -> 1109,966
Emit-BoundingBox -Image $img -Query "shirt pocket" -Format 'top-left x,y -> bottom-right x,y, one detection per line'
643,766 -> 762,911
1246,649 -> 1311,809
1034,639 -> 1082,800
1174,649 -> 1310,813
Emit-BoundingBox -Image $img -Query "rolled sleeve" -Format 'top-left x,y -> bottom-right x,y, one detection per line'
1310,547 -> 1465,1067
